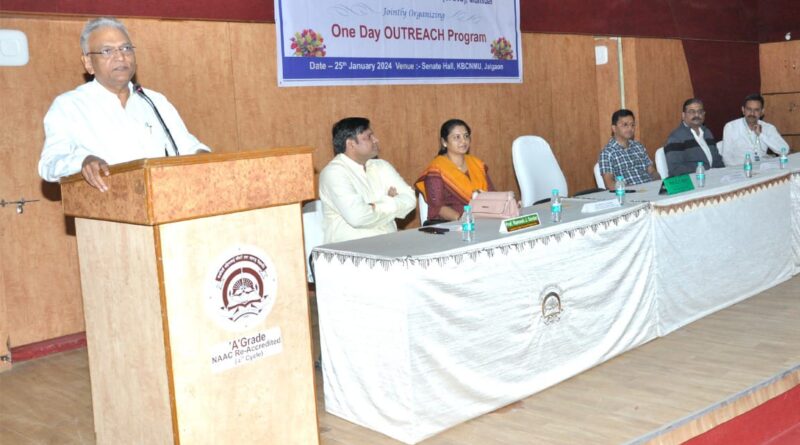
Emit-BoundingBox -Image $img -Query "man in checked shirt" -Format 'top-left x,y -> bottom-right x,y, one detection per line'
598,109 -> 661,189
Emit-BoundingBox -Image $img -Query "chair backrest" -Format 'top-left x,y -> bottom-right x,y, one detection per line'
654,147 -> 669,178
511,136 -> 568,207
301,200 -> 324,283
593,163 -> 605,189
418,194 -> 428,225
716,140 -> 724,156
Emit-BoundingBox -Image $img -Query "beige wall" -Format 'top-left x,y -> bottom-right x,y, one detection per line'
0,15 -> 693,349
760,40 -> 800,152
594,37 -> 693,160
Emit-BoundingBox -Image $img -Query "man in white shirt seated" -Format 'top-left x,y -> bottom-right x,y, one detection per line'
721,93 -> 790,166
319,117 -> 416,244
38,17 -> 211,192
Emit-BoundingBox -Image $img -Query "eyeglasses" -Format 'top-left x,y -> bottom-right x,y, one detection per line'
85,44 -> 136,58
685,109 -> 706,116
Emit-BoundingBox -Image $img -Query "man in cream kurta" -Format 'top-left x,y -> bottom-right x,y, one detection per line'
319,117 -> 416,244
38,17 -> 210,192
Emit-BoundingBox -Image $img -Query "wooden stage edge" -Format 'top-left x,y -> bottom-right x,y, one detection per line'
632,364 -> 800,445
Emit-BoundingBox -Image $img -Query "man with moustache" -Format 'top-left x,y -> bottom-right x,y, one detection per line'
319,117 -> 415,244
721,93 -> 790,166
663,98 -> 724,176
598,109 -> 660,189
38,17 -> 210,192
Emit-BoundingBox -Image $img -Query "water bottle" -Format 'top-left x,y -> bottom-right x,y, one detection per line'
550,189 -> 562,223
743,152 -> 753,178
695,162 -> 706,187
614,175 -> 626,205
461,205 -> 475,242
780,147 -> 789,169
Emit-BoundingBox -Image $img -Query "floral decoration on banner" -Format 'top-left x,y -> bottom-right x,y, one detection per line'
290,29 -> 327,57
490,37 -> 513,60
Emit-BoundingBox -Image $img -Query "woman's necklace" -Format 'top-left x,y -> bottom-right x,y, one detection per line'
449,155 -> 467,172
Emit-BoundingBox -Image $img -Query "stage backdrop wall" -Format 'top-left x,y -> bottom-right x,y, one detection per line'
3,0 -> 797,44
760,39 -> 800,153
4,0 -> 795,138
0,15 -> 692,351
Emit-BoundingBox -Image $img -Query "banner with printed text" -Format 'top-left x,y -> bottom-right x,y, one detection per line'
275,0 -> 522,86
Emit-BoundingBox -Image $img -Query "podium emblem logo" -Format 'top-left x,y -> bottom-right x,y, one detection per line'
206,245 -> 278,331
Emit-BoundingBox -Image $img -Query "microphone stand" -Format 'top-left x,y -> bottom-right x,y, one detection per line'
133,83 -> 180,156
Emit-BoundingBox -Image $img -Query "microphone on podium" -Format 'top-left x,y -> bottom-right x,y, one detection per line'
133,83 -> 180,157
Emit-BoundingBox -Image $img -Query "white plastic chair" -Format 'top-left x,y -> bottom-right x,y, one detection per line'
654,147 -> 669,178
301,200 -> 324,283
593,163 -> 605,189
511,136 -> 568,206
418,194 -> 428,225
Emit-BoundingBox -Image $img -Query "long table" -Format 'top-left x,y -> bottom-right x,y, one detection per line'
313,155 -> 800,444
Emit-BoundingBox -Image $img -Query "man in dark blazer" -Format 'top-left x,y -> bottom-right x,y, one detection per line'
663,98 -> 724,176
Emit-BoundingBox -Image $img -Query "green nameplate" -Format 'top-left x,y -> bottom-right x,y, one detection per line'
502,212 -> 541,233
663,174 -> 695,195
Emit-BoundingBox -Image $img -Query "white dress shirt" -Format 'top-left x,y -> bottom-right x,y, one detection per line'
688,125 -> 713,165
722,117 -> 790,166
319,153 -> 416,244
39,79 -> 210,181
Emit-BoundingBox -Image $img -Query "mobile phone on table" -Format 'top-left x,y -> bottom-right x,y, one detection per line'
418,227 -> 449,235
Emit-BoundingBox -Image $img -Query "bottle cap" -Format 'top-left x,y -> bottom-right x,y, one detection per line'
697,162 -> 703,166
463,205 -> 471,211
551,189 -> 558,195
616,175 -> 623,180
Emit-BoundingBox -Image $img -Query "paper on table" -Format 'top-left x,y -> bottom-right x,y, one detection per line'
581,199 -> 621,213
759,161 -> 780,171
720,172 -> 747,184
437,222 -> 462,232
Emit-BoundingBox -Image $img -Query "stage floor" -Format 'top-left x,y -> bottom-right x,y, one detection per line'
1,276 -> 798,444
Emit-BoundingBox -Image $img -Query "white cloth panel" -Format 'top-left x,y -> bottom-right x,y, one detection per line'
653,174 -> 793,335
315,205 -> 655,444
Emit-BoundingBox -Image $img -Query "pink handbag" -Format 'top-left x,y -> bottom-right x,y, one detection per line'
469,191 -> 520,219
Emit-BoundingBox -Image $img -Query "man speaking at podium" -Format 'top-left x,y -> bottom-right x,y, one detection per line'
38,17 -> 211,192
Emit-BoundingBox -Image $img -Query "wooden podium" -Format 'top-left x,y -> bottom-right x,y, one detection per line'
60,148 -> 319,444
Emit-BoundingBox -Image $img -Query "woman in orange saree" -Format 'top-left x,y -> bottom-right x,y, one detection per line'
415,119 -> 494,223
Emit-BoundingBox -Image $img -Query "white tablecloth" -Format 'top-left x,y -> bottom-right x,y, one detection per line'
315,204 -> 656,444
313,155 -> 800,444
651,172 -> 793,334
